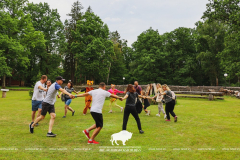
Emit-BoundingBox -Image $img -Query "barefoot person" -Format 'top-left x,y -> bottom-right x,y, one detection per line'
31,75 -> 48,126
29,76 -> 74,137
122,84 -> 145,134
108,84 -> 125,113
60,81 -> 79,118
78,82 -> 122,144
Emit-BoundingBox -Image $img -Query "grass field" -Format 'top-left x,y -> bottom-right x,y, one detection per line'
0,91 -> 240,160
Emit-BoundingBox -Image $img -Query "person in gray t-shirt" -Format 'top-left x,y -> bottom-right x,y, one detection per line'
161,84 -> 177,122
60,81 -> 79,118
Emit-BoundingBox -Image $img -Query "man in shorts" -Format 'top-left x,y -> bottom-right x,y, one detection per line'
29,76 -> 74,137
31,75 -> 48,125
76,82 -> 122,144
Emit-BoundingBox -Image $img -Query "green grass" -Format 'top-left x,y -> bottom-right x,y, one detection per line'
0,91 -> 240,159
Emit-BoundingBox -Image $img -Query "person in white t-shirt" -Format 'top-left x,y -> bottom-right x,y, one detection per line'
76,82 -> 123,144
31,75 -> 48,124
30,76 -> 74,137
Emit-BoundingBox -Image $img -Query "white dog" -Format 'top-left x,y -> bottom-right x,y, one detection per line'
110,130 -> 133,145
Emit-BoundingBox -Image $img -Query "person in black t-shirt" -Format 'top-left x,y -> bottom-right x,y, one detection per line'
122,84 -> 146,134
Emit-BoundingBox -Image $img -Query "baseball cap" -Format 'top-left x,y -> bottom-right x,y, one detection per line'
56,76 -> 65,81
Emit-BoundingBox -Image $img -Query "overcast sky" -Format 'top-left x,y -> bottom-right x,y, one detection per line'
28,0 -> 209,46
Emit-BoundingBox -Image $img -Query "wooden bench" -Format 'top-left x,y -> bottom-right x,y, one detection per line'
173,91 -> 224,101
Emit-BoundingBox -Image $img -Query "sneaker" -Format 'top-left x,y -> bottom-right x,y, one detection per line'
35,123 -> 39,126
174,116 -> 178,122
88,140 -> 93,144
83,114 -> 86,116
164,114 -> 167,119
156,114 -> 160,117
121,107 -> 123,112
108,110 -> 112,113
139,130 -> 144,134
92,140 -> 99,144
83,130 -> 90,139
72,111 -> 75,116
29,122 -> 34,133
47,132 -> 57,137
62,116 -> 66,118
147,110 -> 151,116
165,120 -> 171,121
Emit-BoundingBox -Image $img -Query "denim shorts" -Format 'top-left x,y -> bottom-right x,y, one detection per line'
32,100 -> 42,111
65,99 -> 72,106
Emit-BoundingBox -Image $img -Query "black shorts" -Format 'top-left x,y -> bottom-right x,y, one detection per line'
91,112 -> 103,128
41,102 -> 55,116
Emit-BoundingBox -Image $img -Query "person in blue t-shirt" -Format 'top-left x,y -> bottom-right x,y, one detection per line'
29,76 -> 75,137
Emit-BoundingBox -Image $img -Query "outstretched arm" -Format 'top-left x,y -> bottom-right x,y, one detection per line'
110,94 -> 123,101
122,94 -> 128,100
59,88 -> 74,99
76,92 -> 90,97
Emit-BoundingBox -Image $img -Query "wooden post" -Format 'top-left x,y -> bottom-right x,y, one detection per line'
2,91 -> 6,98
208,94 -> 214,101
1,89 -> 9,98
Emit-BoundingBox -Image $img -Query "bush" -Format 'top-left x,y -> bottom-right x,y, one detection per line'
29,90 -> 33,99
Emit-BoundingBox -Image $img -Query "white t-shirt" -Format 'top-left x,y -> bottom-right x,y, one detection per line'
32,81 -> 45,101
43,82 -> 61,105
88,88 -> 111,114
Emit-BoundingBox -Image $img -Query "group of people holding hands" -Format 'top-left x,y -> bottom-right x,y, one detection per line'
30,75 -> 177,144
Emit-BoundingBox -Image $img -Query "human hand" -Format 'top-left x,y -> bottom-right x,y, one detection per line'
119,97 -> 123,101
44,88 -> 48,92
57,95 -> 60,98
69,94 -> 75,99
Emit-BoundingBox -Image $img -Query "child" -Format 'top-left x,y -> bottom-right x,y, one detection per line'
142,91 -> 151,116
108,84 -> 125,113
153,83 -> 167,119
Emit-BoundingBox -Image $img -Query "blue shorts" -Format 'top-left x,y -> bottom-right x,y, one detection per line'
65,99 -> 72,106
32,100 -> 42,111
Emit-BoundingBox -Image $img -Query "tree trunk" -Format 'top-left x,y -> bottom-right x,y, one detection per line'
2,75 -> 6,89
107,63 -> 111,85
216,77 -> 218,86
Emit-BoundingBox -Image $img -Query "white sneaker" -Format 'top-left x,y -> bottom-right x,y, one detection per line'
147,110 -> 151,116
164,114 -> 167,119
108,110 -> 112,113
120,107 -> 123,112
156,114 -> 160,117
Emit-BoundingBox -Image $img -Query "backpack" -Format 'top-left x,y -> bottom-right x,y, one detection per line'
171,91 -> 176,100
135,99 -> 142,114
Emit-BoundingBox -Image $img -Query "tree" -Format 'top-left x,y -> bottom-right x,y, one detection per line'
24,2 -> 65,85
203,0 -> 240,85
195,20 -> 226,86
0,0 -> 45,88
107,31 -> 128,85
63,0 -> 84,83
71,10 -> 114,84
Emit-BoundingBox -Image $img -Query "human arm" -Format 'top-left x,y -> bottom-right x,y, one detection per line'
122,94 -> 129,100
116,89 -> 125,94
80,88 -> 86,92
59,88 -> 74,99
110,94 -> 123,101
75,92 -> 90,97
38,85 -> 47,92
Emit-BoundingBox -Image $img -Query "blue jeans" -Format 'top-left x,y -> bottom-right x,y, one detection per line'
32,100 -> 42,111
65,99 -> 72,106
